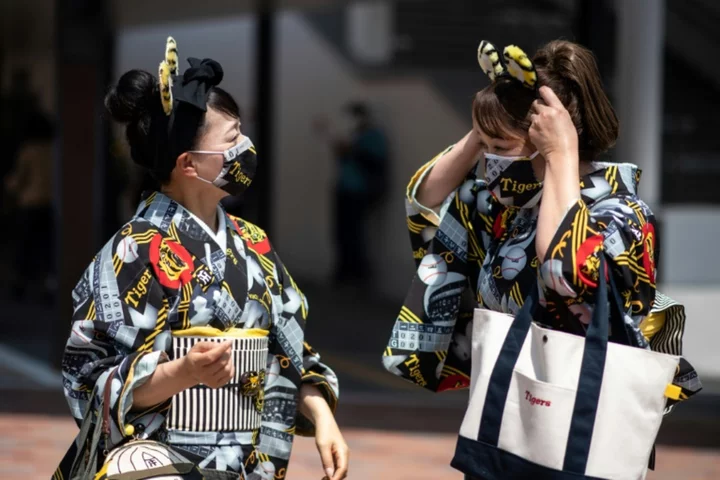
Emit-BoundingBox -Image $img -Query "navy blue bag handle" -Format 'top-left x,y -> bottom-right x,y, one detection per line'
562,256 -> 610,473
477,255 -> 630,475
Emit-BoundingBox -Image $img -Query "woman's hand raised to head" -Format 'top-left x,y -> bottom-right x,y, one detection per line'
531,86 -> 582,263
529,86 -> 579,163
415,129 -> 483,211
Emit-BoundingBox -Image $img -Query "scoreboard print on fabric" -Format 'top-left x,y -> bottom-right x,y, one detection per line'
384,146 -> 700,404
58,192 -> 339,479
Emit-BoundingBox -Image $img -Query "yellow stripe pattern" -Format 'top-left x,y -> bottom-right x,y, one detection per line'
605,165 -> 619,194
139,299 -> 168,353
111,253 -> 122,276
257,254 -> 275,276
407,217 -> 426,234
131,230 -> 157,245
614,252 -> 652,283
178,282 -> 192,329
510,282 -> 524,307
398,306 -> 423,324
441,364 -> 469,379
570,202 -> 589,285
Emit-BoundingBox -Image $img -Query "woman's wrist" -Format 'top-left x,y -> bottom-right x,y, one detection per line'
131,357 -> 197,410
544,147 -> 577,165
299,384 -> 333,425
171,356 -> 199,389
153,357 -> 199,397
458,130 -> 482,165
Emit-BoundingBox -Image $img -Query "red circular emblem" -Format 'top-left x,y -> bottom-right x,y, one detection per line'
576,234 -> 605,288
641,223 -> 656,284
149,234 -> 194,289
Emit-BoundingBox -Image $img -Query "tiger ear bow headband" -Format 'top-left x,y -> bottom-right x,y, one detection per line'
477,40 -> 537,91
156,36 -> 224,118
159,36 -> 179,116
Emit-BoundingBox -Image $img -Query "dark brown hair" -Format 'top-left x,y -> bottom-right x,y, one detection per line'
472,40 -> 619,161
105,69 -> 240,182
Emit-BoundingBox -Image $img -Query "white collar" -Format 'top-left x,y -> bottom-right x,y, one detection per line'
185,205 -> 227,253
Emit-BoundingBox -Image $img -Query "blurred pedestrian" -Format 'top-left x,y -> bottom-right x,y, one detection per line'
5,109 -> 56,302
317,101 -> 389,286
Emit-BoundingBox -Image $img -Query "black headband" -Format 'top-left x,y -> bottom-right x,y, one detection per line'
172,57 -> 224,111
165,57 -> 224,166
151,36 -> 225,180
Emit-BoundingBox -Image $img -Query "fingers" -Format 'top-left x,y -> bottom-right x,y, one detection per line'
530,98 -> 552,116
207,361 -> 235,388
330,444 -> 349,480
190,341 -> 217,353
538,85 -> 564,109
201,341 -> 233,365
191,341 -> 234,388
317,442 -> 335,480
208,352 -> 233,376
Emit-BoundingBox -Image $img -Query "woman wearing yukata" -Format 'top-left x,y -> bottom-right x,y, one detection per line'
55,38 -> 348,480
383,40 -> 701,478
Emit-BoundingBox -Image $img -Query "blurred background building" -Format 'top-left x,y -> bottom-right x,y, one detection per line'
0,0 -> 718,478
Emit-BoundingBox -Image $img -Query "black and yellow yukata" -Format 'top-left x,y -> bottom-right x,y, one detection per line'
56,192 -> 339,479
384,146 -> 700,403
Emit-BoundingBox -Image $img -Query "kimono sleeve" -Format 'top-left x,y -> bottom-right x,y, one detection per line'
405,146 -> 494,268
296,341 -> 339,436
539,196 -> 658,345
273,255 -> 338,436
61,227 -> 173,449
406,145 -> 457,227
252,246 -> 340,475
384,168 -> 488,392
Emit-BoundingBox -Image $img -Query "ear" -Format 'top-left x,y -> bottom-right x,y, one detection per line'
503,45 -> 538,90
478,40 -> 506,81
175,152 -> 198,178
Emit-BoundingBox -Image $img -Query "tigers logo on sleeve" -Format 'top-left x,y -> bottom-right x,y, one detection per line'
576,234 -> 604,288
149,234 -> 194,289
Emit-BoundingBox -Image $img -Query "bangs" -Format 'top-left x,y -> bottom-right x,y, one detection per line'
473,87 -> 517,139
472,78 -> 536,139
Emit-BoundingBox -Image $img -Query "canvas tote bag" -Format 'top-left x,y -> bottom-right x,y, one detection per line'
452,257 -> 681,480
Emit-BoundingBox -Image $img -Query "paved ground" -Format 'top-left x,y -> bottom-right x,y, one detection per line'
2,414 -> 719,480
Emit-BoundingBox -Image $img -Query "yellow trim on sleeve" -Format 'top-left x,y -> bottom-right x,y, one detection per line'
639,310 -> 666,341
172,326 -> 269,338
406,146 -> 456,226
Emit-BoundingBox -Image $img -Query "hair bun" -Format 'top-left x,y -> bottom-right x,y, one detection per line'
104,69 -> 157,123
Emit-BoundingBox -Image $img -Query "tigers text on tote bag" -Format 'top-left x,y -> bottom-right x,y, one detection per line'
452,258 -> 680,480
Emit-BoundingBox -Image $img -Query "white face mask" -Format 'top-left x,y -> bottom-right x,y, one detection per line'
189,136 -> 257,196
484,150 -> 543,208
